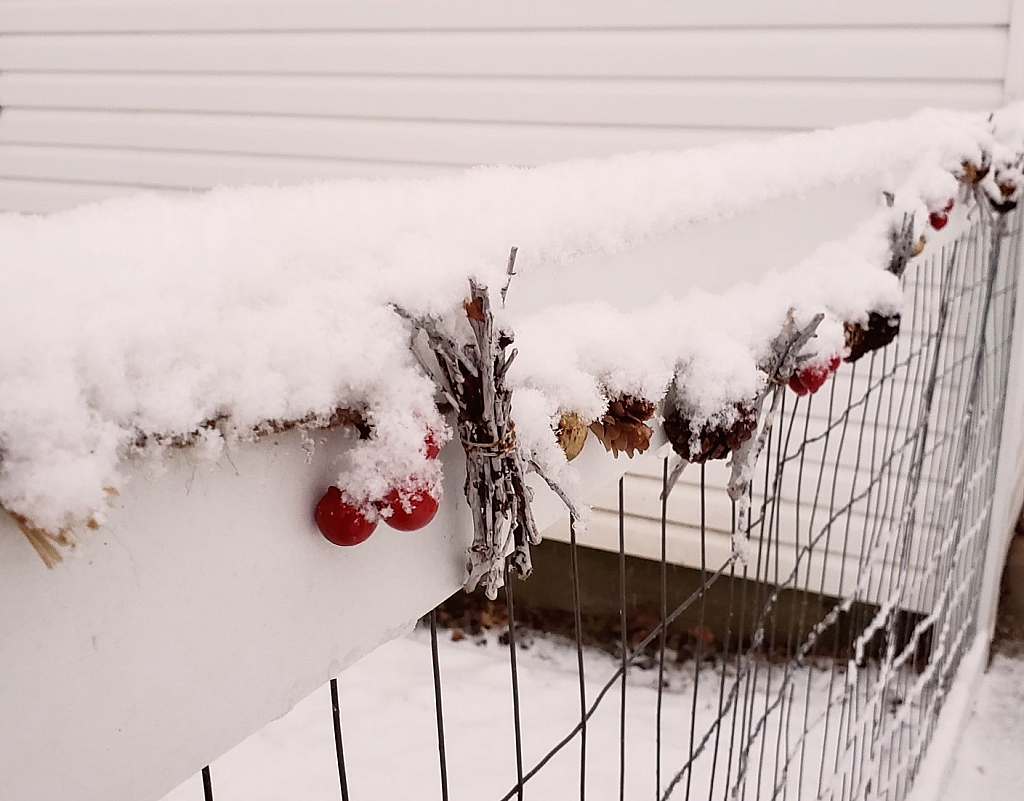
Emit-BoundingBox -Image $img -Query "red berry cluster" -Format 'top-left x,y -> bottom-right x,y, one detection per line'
928,198 -> 955,231
788,355 -> 841,397
314,432 -> 442,546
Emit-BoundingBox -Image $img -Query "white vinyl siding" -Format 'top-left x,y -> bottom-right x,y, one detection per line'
0,0 -> 1016,212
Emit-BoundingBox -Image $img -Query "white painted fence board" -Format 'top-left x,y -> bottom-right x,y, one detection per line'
0,29 -> 1007,81
0,429 -> 474,801
0,0 -> 1011,33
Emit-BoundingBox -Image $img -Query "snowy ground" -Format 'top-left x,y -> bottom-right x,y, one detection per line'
160,628 -> 906,801
940,652 -> 1024,801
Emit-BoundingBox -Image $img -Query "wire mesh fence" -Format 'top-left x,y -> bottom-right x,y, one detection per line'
194,208 -> 1020,801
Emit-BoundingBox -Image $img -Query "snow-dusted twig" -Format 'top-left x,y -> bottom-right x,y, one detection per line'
500,246 -> 518,308
660,456 -> 690,502
726,311 -> 823,560
886,213 -> 915,278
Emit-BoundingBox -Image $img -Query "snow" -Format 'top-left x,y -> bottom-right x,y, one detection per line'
0,104 -> 1021,546
157,627 -> 935,801
939,653 -> 1024,801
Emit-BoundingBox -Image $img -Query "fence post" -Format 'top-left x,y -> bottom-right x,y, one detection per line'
978,211 -> 1024,641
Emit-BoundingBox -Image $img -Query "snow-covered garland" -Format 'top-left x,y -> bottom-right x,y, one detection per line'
2,107 -> 1023,585
318,137 -> 1023,600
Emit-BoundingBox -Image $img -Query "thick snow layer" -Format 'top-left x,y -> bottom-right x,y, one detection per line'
0,105 -> 1021,540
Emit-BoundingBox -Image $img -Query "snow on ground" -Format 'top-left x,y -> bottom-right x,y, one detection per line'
159,628 -> 893,801
940,652 -> 1024,801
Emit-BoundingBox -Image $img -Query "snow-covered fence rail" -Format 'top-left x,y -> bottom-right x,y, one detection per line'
1,106 -> 1023,801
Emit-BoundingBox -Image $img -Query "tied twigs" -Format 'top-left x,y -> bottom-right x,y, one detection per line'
726,311 -> 823,560
886,213 -> 916,279
395,276 -> 544,600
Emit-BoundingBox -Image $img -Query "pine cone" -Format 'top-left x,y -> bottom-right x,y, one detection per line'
556,412 -> 588,461
663,402 -> 757,464
589,396 -> 656,458
958,159 -> 989,185
989,177 -> 1020,214
844,312 -> 900,363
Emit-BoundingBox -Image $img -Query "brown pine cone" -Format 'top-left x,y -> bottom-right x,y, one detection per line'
844,312 -> 900,363
556,412 -> 588,461
589,396 -> 656,458
663,402 -> 757,464
990,177 -> 1019,213
958,158 -> 989,185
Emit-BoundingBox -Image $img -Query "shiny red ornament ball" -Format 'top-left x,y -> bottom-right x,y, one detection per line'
315,486 -> 377,546
382,487 -> 439,531
929,211 -> 949,231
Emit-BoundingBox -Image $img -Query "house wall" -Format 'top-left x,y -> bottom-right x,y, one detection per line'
0,0 -> 1018,213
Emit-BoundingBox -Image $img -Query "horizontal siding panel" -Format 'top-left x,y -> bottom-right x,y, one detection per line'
591,475 -> 926,572
0,29 -> 1007,81
544,508 -> 923,605
0,178 -> 167,213
0,109 -> 774,167
0,73 -> 1003,131
0,145 -> 453,190
0,0 -> 1011,33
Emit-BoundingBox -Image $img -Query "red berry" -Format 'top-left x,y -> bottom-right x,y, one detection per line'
797,365 -> 830,394
929,211 -> 949,230
382,487 -> 439,531
943,198 -> 955,213
315,487 -> 377,546
424,431 -> 441,460
788,374 -> 809,396
828,355 -> 842,372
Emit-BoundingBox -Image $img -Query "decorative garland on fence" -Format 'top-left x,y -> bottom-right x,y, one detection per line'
7,114 -> 1024,589
306,146 -> 1021,599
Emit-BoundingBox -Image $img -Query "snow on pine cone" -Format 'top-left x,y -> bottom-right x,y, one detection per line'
843,312 -> 900,363
588,396 -> 656,458
986,166 -> 1022,214
957,158 -> 990,186
663,401 -> 757,464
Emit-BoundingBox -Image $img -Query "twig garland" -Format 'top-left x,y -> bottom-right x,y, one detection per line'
397,277 -> 566,600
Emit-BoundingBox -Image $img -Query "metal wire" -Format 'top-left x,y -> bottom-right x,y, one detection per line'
329,678 -> 351,801
490,209 -> 1021,801
505,573 -> 526,801
429,609 -> 450,801
201,766 -> 213,801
